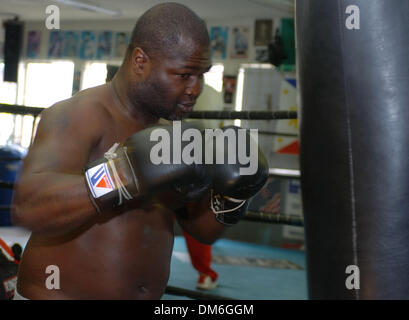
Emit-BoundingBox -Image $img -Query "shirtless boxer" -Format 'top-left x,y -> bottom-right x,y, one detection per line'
11,3 -> 268,299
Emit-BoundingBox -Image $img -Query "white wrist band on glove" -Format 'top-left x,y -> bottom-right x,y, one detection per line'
104,142 -> 134,206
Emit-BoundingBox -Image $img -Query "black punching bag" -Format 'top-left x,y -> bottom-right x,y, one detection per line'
296,0 -> 409,299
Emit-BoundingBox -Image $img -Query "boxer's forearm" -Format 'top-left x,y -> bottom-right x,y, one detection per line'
179,213 -> 227,245
177,195 -> 227,245
12,172 -> 97,236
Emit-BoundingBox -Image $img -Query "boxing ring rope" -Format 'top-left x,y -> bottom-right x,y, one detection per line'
244,210 -> 303,226
269,168 -> 300,179
0,103 -> 298,120
0,103 -> 44,117
187,110 -> 297,120
0,103 -> 300,144
2,169 -> 298,187
1,102 -> 302,155
259,131 -> 298,138
165,285 -> 236,300
0,181 -> 14,189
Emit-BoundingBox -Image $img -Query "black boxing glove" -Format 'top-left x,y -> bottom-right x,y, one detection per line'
205,126 -> 269,225
84,122 -> 210,212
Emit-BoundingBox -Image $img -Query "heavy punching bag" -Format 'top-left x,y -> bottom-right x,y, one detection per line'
296,0 -> 409,299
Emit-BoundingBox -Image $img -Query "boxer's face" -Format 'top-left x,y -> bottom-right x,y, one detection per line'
131,41 -> 211,120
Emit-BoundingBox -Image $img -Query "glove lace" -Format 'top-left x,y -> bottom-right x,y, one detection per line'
210,189 -> 247,214
104,143 -> 134,206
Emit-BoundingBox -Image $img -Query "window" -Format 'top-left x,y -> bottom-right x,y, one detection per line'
193,64 -> 225,129
0,61 -> 74,148
0,63 -> 18,145
0,64 -> 18,105
204,64 -> 224,92
24,61 -> 75,108
81,62 -> 108,90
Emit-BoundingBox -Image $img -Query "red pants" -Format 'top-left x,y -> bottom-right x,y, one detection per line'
183,231 -> 218,281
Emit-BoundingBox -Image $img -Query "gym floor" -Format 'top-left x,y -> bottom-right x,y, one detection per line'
164,236 -> 307,300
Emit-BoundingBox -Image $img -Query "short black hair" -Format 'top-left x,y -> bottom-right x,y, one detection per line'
127,2 -> 210,60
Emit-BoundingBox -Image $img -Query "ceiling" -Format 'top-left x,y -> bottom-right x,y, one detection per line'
0,0 -> 294,22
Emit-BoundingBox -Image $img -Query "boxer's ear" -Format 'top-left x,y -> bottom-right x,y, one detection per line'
130,47 -> 150,77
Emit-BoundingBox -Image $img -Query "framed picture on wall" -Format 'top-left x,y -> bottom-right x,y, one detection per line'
210,26 -> 228,59
223,75 -> 237,104
254,19 -> 273,46
97,31 -> 113,60
48,31 -> 63,58
113,32 -> 129,59
79,31 -> 96,60
26,31 -> 41,58
230,26 -> 249,59
63,31 -> 79,58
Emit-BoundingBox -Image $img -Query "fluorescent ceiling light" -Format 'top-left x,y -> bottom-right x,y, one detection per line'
54,0 -> 122,16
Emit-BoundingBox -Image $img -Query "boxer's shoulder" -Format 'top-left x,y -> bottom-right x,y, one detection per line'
38,85 -> 113,140
54,85 -> 111,121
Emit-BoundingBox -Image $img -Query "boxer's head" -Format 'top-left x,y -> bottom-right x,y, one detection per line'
124,3 -> 211,120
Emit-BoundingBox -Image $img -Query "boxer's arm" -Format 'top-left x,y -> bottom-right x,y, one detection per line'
175,194 -> 227,245
12,103 -> 101,236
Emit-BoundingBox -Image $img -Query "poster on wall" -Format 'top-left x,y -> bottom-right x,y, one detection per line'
282,180 -> 304,243
113,32 -> 129,59
63,31 -> 79,58
79,31 -> 96,60
230,26 -> 249,59
97,31 -> 113,60
26,31 -> 41,58
210,26 -> 228,59
223,75 -> 237,104
48,31 -> 63,58
254,19 -> 273,46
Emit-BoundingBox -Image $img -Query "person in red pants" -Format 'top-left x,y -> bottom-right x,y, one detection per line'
173,206 -> 218,290
183,231 -> 218,290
